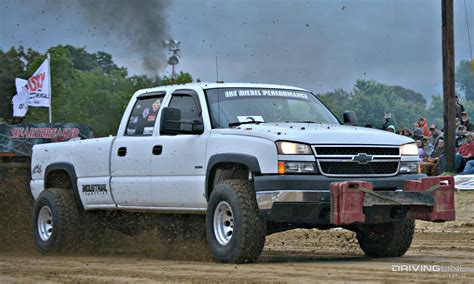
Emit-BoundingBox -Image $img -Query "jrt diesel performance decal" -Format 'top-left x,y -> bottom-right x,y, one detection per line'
82,184 -> 108,195
224,89 -> 309,99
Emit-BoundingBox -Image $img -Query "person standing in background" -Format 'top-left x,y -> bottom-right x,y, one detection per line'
418,118 -> 431,137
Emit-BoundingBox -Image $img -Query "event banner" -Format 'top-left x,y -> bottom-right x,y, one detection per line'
0,123 -> 94,156
12,57 -> 51,117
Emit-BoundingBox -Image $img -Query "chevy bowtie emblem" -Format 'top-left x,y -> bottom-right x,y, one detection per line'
352,153 -> 373,164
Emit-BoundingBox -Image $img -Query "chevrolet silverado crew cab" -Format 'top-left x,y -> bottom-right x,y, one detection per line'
31,82 -> 446,263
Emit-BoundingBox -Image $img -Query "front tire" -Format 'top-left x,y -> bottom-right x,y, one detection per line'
356,218 -> 415,257
206,180 -> 266,263
33,188 -> 81,254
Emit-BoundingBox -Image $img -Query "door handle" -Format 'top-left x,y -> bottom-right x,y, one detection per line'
153,145 -> 163,155
117,147 -> 127,157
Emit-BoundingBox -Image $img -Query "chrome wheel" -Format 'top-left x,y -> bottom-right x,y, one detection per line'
213,201 -> 234,245
38,206 -> 53,242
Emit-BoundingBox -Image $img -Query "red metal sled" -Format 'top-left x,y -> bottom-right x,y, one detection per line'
330,181 -> 372,225
330,177 -> 455,225
405,176 -> 456,222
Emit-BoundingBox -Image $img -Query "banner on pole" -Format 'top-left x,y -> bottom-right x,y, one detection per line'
25,57 -> 51,107
11,57 -> 51,117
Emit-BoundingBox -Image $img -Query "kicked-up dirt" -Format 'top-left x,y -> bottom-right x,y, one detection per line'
0,168 -> 473,282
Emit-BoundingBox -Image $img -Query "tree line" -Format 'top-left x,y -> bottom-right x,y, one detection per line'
1,45 -> 473,136
0,45 -> 192,137
317,59 -> 473,130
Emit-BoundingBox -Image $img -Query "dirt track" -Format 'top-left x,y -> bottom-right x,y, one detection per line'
1,169 -> 473,282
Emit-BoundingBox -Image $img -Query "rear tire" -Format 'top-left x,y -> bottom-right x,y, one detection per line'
356,218 -> 415,257
33,188 -> 82,254
206,180 -> 266,263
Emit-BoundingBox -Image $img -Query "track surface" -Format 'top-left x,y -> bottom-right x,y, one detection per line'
1,229 -> 472,282
1,169 -> 473,282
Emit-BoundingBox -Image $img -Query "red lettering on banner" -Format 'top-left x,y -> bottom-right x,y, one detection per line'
10,128 -> 20,138
71,128 -> 80,138
37,73 -> 45,89
9,127 -> 82,139
25,73 -> 46,92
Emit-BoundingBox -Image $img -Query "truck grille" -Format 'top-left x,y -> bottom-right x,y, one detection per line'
314,147 -> 399,156
314,145 -> 400,177
319,161 -> 399,176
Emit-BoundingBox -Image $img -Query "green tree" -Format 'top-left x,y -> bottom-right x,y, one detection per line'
456,60 -> 474,100
317,88 -> 352,121
160,71 -> 193,85
318,80 -> 428,130
425,95 -> 443,128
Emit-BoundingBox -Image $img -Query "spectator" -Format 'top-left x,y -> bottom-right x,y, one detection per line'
428,124 -> 443,149
412,123 -> 424,140
461,111 -> 474,131
415,139 -> 426,161
401,128 -> 413,137
418,117 -> 431,137
386,125 -> 395,133
456,125 -> 468,147
462,159 -> 474,174
364,123 -> 373,128
421,138 -> 445,176
455,133 -> 474,172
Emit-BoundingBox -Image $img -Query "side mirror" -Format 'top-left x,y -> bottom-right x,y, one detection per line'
160,107 -> 205,135
191,121 -> 204,134
160,107 -> 181,135
343,111 -> 358,126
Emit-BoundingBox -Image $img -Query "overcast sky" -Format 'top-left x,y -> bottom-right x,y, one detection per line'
1,0 -> 473,99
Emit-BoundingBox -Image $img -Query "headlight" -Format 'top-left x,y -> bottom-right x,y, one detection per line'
399,161 -> 420,173
278,161 -> 317,174
400,143 -> 418,156
276,141 -> 312,155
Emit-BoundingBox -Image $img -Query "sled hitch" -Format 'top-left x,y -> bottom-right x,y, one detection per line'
330,176 -> 456,225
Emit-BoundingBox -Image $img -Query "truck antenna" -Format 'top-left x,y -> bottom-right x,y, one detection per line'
215,55 -> 219,83
216,55 -> 220,125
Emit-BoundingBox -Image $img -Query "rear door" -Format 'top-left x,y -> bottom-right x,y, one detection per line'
110,93 -> 165,207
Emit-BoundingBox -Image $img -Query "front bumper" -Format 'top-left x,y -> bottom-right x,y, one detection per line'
254,174 -> 426,210
253,174 -> 445,225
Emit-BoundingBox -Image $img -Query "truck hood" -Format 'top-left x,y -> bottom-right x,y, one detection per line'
218,123 -> 414,145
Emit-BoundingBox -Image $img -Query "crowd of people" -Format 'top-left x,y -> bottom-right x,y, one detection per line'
379,109 -> 474,176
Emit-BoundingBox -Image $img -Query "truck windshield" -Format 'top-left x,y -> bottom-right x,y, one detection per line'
205,88 -> 339,128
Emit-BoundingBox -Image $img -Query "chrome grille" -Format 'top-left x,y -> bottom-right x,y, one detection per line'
314,147 -> 400,156
314,145 -> 400,177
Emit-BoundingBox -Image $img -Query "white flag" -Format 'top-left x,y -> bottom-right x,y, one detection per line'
25,57 -> 51,107
12,78 -> 28,117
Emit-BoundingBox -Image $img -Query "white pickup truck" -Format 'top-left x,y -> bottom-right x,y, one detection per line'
31,82 -> 453,263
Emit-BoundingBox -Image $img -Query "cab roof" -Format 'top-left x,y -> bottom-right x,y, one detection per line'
134,82 -> 310,97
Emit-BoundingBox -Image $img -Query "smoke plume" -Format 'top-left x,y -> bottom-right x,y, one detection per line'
77,0 -> 170,75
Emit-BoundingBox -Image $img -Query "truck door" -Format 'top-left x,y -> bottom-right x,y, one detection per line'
110,93 -> 165,207
150,89 -> 209,210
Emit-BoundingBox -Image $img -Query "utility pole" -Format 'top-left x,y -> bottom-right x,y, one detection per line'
442,0 -> 456,173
